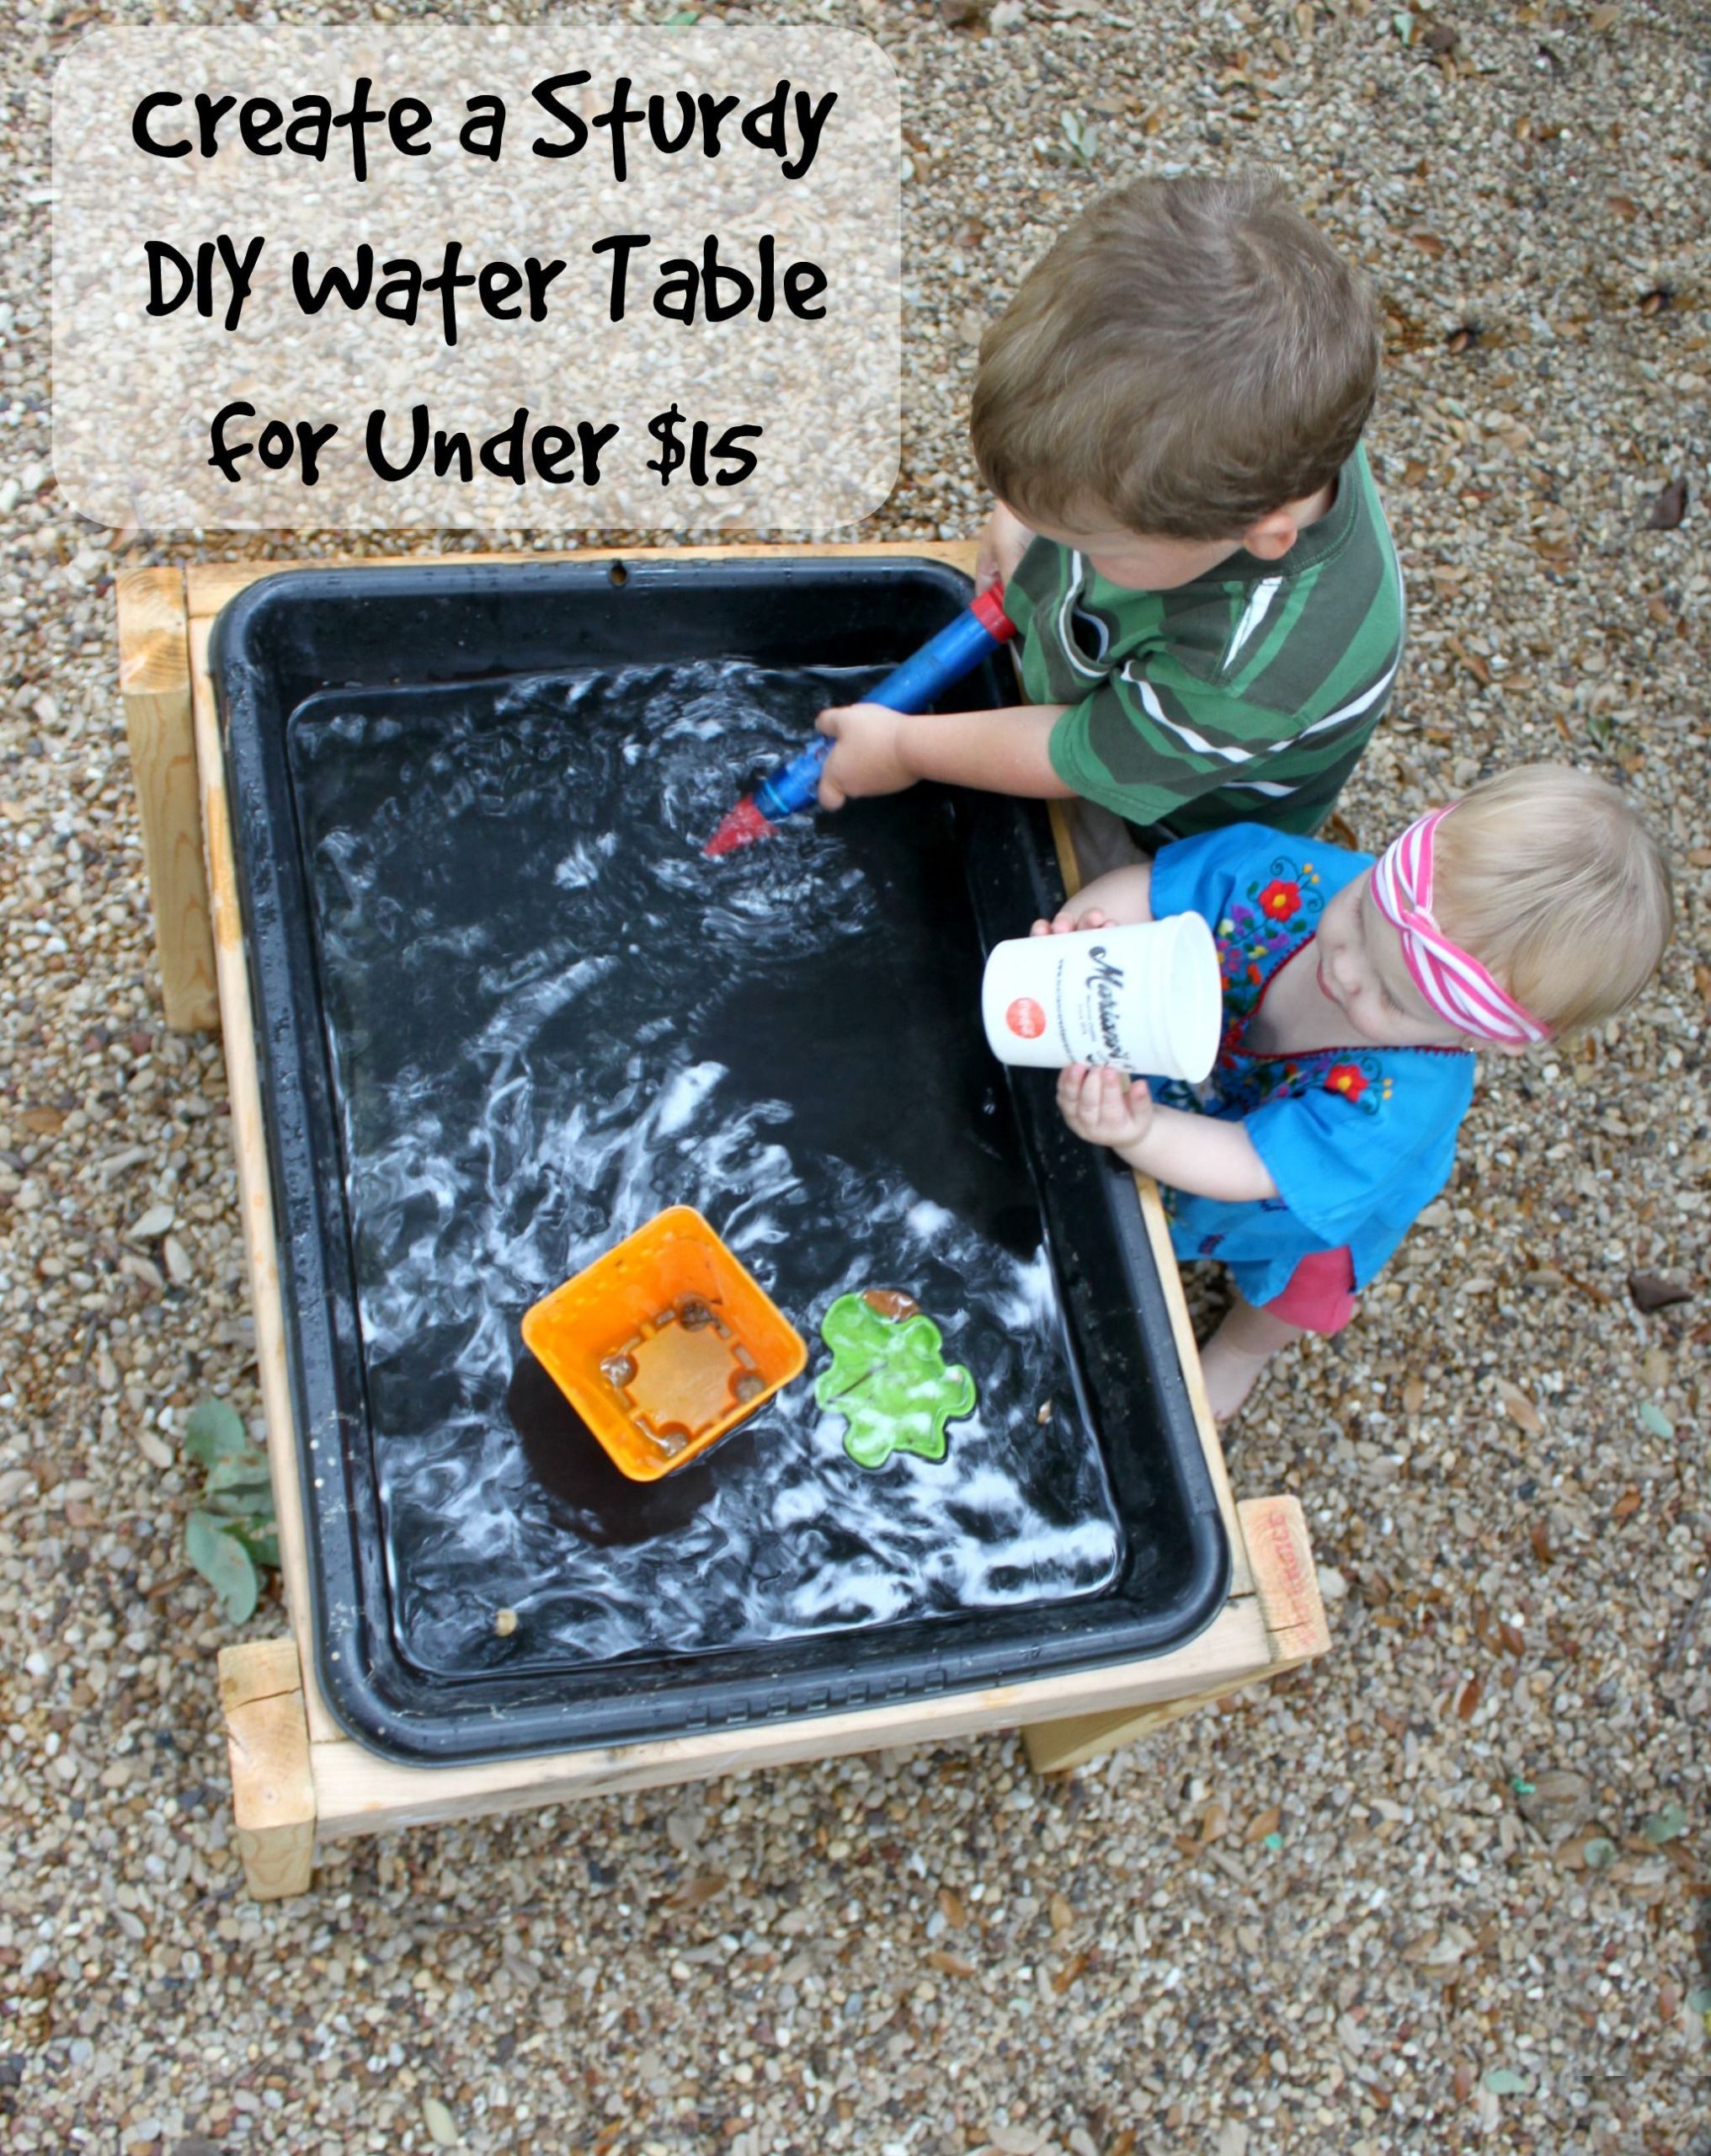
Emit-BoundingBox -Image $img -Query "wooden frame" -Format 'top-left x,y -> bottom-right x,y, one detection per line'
115,547 -> 1328,1899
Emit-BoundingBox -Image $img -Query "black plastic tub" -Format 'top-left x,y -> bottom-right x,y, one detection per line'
211,557 -> 1229,1765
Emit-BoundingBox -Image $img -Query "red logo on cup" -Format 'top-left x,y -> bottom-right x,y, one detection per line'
1006,997 -> 1047,1039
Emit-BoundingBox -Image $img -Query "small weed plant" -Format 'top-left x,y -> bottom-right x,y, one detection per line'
183,1396 -> 279,1623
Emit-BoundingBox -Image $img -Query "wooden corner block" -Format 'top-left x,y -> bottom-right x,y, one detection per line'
115,565 -> 219,1032
218,1635 -> 306,1714
219,1640 -> 317,1900
116,567 -> 190,691
1237,1494 -> 1331,1663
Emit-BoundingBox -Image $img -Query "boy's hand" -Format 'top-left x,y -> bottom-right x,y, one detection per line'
976,501 -> 1036,595
815,702 -> 914,809
1057,1062 -> 1154,1150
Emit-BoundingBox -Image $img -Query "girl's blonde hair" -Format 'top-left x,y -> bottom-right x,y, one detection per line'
1432,765 -> 1673,1037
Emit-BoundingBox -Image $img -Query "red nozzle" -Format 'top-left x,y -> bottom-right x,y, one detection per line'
973,580 -> 1018,643
703,794 -> 779,858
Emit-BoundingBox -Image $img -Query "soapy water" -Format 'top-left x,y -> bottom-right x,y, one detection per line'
289,660 -> 1122,1674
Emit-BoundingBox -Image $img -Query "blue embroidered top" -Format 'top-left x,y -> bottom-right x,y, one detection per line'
1146,824 -> 1477,1305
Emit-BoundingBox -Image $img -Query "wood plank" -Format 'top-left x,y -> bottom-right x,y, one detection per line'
1022,1498 -> 1330,1774
1239,1493 -> 1330,1662
1024,1684 -> 1255,1777
310,1596 -> 1279,1840
189,612 -> 340,1748
219,1641 -> 316,1899
115,568 -> 218,1030
1043,798 -> 1251,1597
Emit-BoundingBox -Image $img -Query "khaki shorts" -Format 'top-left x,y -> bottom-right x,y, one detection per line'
1062,798 -> 1175,883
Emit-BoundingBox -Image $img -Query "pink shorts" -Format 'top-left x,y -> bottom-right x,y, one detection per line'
1263,1246 -> 1357,1335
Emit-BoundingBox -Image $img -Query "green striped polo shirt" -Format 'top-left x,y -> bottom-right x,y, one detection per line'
1005,445 -> 1405,840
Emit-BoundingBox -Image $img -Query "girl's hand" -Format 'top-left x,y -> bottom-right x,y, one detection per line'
1030,905 -> 1113,938
815,702 -> 914,808
1057,1062 -> 1155,1150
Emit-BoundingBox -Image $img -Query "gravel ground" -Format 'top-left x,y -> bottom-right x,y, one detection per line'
2,2 -> 1706,2152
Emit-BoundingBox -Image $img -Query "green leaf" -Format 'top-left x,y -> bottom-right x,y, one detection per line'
233,1523 -> 280,1571
1581,1835 -> 1617,1871
1392,10 -> 1415,41
1481,2068 -> 1532,2096
664,6 -> 701,21
1688,1984 -> 1711,2019
1058,111 -> 1099,168
205,1452 -> 275,1502
185,1510 -> 259,1624
184,1396 -> 248,1468
1638,1400 -> 1674,1438
1641,1800 -> 1688,1844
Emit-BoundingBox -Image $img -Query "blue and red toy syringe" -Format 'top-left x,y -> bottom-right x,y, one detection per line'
703,585 -> 1018,857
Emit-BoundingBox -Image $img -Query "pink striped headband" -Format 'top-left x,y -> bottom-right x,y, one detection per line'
1369,808 -> 1551,1049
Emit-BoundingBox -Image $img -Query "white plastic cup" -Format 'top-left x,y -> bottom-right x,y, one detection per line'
981,915 -> 1222,1081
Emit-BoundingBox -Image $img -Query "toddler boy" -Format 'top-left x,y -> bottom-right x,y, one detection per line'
818,173 -> 1405,854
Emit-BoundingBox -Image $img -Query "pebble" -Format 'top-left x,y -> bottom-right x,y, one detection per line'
422,2096 -> 460,2147
1516,1769 -> 1595,1836
135,1427 -> 174,1470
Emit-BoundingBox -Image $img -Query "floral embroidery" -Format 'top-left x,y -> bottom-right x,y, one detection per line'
1258,878 -> 1300,921
1196,853 -> 1406,1122
1214,857 -> 1327,1026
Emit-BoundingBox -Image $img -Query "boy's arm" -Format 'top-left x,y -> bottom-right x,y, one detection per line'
1058,1066 -> 1278,1203
816,700 -> 1077,808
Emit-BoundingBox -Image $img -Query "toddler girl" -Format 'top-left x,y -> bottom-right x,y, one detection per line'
1041,766 -> 1673,1421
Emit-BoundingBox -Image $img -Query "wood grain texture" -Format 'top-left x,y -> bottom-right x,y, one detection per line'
309,1598 -> 1280,1840
1022,1504 -> 1330,1777
115,568 -> 218,1030
219,1642 -> 315,1900
1239,1494 -> 1330,1662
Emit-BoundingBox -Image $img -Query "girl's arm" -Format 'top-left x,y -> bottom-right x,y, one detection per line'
1033,859 -> 1154,935
1058,1065 -> 1279,1203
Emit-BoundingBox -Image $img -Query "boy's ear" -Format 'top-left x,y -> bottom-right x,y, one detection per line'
1239,509 -> 1302,561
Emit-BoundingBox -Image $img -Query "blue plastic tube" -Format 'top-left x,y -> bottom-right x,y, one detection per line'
705,587 -> 1018,853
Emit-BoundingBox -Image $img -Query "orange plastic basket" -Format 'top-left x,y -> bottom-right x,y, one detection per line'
520,1208 -> 807,1481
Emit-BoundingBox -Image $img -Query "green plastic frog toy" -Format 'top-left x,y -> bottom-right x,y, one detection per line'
813,1292 -> 976,1470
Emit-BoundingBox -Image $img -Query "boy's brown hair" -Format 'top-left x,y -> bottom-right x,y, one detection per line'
970,172 -> 1382,541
